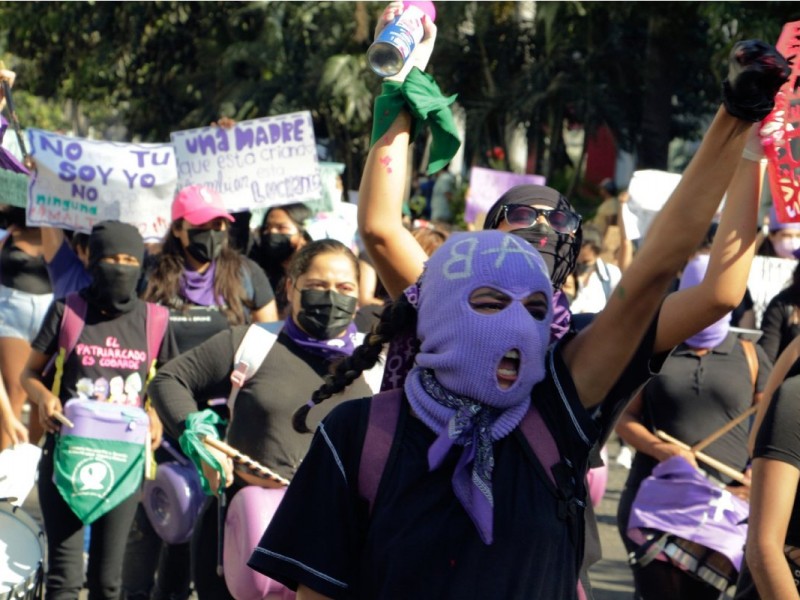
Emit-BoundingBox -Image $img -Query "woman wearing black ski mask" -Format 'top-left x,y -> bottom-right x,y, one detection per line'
251,202 -> 313,318
21,220 -> 179,600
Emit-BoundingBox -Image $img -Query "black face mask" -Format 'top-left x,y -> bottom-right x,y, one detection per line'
186,229 -> 226,264
87,263 -> 141,314
576,261 -> 594,276
511,223 -> 580,290
297,289 -> 357,340
260,233 -> 296,267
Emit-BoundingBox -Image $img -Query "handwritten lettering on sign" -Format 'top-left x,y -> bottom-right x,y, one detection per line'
763,21 -> 800,222
26,130 -> 176,241
171,111 -> 322,212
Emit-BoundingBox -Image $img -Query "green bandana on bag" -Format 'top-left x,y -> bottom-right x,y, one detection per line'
54,399 -> 150,524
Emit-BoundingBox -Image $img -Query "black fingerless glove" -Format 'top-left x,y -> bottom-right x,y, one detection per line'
722,39 -> 790,122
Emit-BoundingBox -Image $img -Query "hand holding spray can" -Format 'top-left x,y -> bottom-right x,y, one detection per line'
367,1 -> 437,77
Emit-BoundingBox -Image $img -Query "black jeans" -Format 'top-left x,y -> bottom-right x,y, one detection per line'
122,504 -> 192,600
39,434 -> 140,600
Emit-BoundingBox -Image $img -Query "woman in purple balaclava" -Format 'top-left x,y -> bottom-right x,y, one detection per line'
244,5 -> 788,598
615,253 -> 772,599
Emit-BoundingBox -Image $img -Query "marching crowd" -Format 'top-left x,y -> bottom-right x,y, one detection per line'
1,4 -> 800,600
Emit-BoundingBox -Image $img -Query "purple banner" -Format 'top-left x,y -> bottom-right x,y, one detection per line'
465,167 -> 545,224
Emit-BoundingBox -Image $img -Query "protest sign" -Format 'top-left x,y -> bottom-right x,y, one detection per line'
465,167 -> 545,224
626,169 -> 683,241
748,255 -> 796,328
171,111 -> 322,213
26,130 -> 176,241
762,21 -> 800,223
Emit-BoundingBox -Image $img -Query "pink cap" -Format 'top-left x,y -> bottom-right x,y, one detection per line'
172,185 -> 234,225
404,0 -> 436,21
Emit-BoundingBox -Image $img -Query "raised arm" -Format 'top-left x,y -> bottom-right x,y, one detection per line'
653,149 -> 760,353
40,226 -> 66,263
357,4 -> 436,299
564,41 -> 788,408
358,110 -> 428,299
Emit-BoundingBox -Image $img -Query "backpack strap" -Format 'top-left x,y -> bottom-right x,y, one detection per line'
144,303 -> 170,388
739,338 -> 758,392
47,292 -> 88,398
518,404 -> 560,486
228,324 -> 278,414
358,388 -> 404,514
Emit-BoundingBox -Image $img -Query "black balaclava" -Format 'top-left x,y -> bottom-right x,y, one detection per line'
84,221 -> 145,314
484,185 -> 582,290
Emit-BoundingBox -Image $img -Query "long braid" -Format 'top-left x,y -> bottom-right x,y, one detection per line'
292,295 -> 418,433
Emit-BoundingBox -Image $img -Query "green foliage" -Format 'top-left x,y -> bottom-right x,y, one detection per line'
1,1 -> 797,195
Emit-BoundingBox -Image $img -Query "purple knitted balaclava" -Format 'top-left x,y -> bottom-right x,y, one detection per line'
679,253 -> 731,349
404,230 -> 553,544
413,230 -> 553,407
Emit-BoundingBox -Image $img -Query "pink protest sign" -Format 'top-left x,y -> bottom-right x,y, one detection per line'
763,21 -> 800,222
465,166 -> 545,224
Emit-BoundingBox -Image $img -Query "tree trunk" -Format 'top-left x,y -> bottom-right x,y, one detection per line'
637,14 -> 674,170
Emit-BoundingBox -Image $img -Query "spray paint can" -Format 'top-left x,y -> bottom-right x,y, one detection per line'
367,1 -> 437,77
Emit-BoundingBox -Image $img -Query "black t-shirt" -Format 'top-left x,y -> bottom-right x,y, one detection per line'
32,298 -> 178,407
249,336 -> 657,599
759,288 -> 800,369
148,325 -> 373,481
1,242 -> 53,294
164,257 -> 274,355
753,375 -> 800,548
637,333 -> 771,482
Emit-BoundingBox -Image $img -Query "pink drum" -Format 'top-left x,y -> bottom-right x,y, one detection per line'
586,445 -> 609,507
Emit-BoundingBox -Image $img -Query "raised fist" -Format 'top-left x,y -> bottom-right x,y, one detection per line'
722,40 -> 790,123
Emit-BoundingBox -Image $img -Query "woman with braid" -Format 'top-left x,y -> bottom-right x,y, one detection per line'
246,10 -> 788,594
146,239 -> 376,600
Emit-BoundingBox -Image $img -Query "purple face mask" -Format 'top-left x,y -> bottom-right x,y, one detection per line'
679,254 -> 730,349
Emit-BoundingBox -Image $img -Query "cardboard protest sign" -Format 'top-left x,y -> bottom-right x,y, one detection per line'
171,111 -> 322,213
748,255 -> 796,328
762,21 -> 800,222
626,170 -> 683,241
465,166 -> 545,224
26,130 -> 176,241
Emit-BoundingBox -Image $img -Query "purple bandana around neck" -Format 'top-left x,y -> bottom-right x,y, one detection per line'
283,315 -> 357,360
179,261 -> 220,306
406,368 -> 530,545
550,290 -> 572,343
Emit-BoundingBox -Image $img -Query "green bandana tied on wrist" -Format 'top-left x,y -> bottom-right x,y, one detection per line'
179,409 -> 228,496
370,67 -> 460,175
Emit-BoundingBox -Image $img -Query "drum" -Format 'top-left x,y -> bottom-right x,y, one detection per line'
0,502 -> 45,599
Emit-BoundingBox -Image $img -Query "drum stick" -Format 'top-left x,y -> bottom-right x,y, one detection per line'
691,405 -> 759,454
654,430 -> 747,485
202,437 -> 289,486
52,412 -> 74,428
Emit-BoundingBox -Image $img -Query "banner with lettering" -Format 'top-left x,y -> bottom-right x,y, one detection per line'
465,167 -> 545,224
170,111 -> 322,212
26,130 -> 176,241
762,21 -> 800,223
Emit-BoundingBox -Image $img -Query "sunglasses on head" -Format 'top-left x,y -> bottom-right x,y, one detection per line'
500,204 -> 582,235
